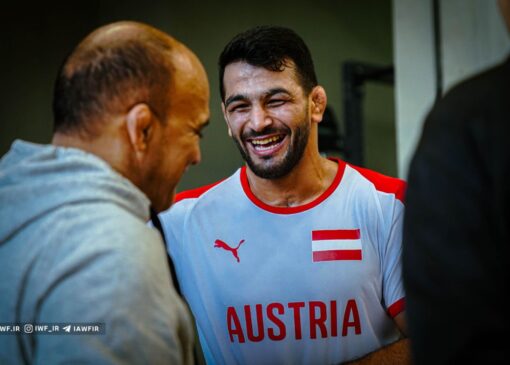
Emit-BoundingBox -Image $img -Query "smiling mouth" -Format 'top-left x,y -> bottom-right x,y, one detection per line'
246,134 -> 286,156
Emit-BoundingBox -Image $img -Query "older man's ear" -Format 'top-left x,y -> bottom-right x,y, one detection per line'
125,103 -> 154,158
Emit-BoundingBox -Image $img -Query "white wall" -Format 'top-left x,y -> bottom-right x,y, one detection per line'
441,0 -> 509,92
393,0 -> 510,178
393,0 -> 437,178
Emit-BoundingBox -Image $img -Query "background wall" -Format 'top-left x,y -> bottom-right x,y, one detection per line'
393,0 -> 510,178
0,0 -> 396,192
441,0 -> 509,91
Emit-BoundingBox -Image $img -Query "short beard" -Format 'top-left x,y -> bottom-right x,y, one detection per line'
233,120 -> 310,180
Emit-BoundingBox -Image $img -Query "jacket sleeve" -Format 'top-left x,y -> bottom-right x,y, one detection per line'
31,213 -> 193,365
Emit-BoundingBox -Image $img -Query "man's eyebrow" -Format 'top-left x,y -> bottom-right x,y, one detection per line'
224,94 -> 247,107
225,88 -> 291,107
264,88 -> 291,98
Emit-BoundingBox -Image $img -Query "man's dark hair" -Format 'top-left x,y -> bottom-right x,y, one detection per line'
53,36 -> 172,137
218,25 -> 318,100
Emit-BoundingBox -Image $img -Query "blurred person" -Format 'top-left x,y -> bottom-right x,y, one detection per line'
0,21 -> 209,364
403,1 -> 510,363
160,25 -> 409,364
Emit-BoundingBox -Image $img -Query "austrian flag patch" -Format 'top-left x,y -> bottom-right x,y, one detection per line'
311,229 -> 362,262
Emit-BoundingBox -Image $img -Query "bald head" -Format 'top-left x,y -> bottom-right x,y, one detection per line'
51,21 -> 210,212
52,21 -> 194,137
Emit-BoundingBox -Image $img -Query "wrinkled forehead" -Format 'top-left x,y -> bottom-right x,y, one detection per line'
222,61 -> 303,99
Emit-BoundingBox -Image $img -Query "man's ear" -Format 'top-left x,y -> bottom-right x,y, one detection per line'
126,103 -> 154,156
310,86 -> 327,124
221,102 -> 233,137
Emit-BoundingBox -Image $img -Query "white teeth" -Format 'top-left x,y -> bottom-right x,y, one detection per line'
254,144 -> 276,151
251,136 -> 281,145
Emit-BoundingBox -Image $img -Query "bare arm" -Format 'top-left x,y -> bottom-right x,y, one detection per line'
393,312 -> 407,336
344,338 -> 411,365
343,312 -> 411,365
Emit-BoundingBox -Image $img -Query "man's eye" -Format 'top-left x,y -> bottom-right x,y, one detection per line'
229,104 -> 249,113
268,99 -> 286,106
194,128 -> 204,138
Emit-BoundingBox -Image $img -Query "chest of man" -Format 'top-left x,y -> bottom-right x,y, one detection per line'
177,199 -> 392,353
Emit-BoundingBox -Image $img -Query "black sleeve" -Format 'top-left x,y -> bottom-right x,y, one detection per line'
402,72 -> 509,365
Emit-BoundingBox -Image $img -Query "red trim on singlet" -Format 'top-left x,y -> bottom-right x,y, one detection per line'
240,158 -> 346,214
347,164 -> 407,203
173,180 -> 224,204
387,297 -> 406,318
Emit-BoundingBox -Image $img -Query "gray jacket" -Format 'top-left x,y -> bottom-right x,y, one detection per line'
0,140 -> 193,364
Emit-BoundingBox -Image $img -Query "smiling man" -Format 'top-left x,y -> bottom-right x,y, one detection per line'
160,25 -> 409,364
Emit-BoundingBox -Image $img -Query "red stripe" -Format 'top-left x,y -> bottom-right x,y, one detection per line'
312,229 -> 360,241
348,163 -> 407,203
387,297 -> 406,318
312,250 -> 362,262
173,180 -> 224,204
240,159 -> 346,215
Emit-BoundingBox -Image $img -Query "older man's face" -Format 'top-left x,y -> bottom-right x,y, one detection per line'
143,48 -> 210,212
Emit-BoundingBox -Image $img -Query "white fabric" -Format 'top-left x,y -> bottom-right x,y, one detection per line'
160,159 -> 406,364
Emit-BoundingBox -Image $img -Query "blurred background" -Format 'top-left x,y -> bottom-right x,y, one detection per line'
1,0 -> 508,191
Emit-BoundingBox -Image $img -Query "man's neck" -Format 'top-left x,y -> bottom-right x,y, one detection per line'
52,131 -> 133,182
246,152 -> 338,208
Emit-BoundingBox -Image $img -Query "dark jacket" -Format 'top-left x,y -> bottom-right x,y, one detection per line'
403,57 -> 510,364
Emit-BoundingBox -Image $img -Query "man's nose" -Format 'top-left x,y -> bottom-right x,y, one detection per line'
191,144 -> 201,165
249,105 -> 272,132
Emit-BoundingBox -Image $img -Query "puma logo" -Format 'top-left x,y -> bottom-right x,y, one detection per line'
214,239 -> 246,263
